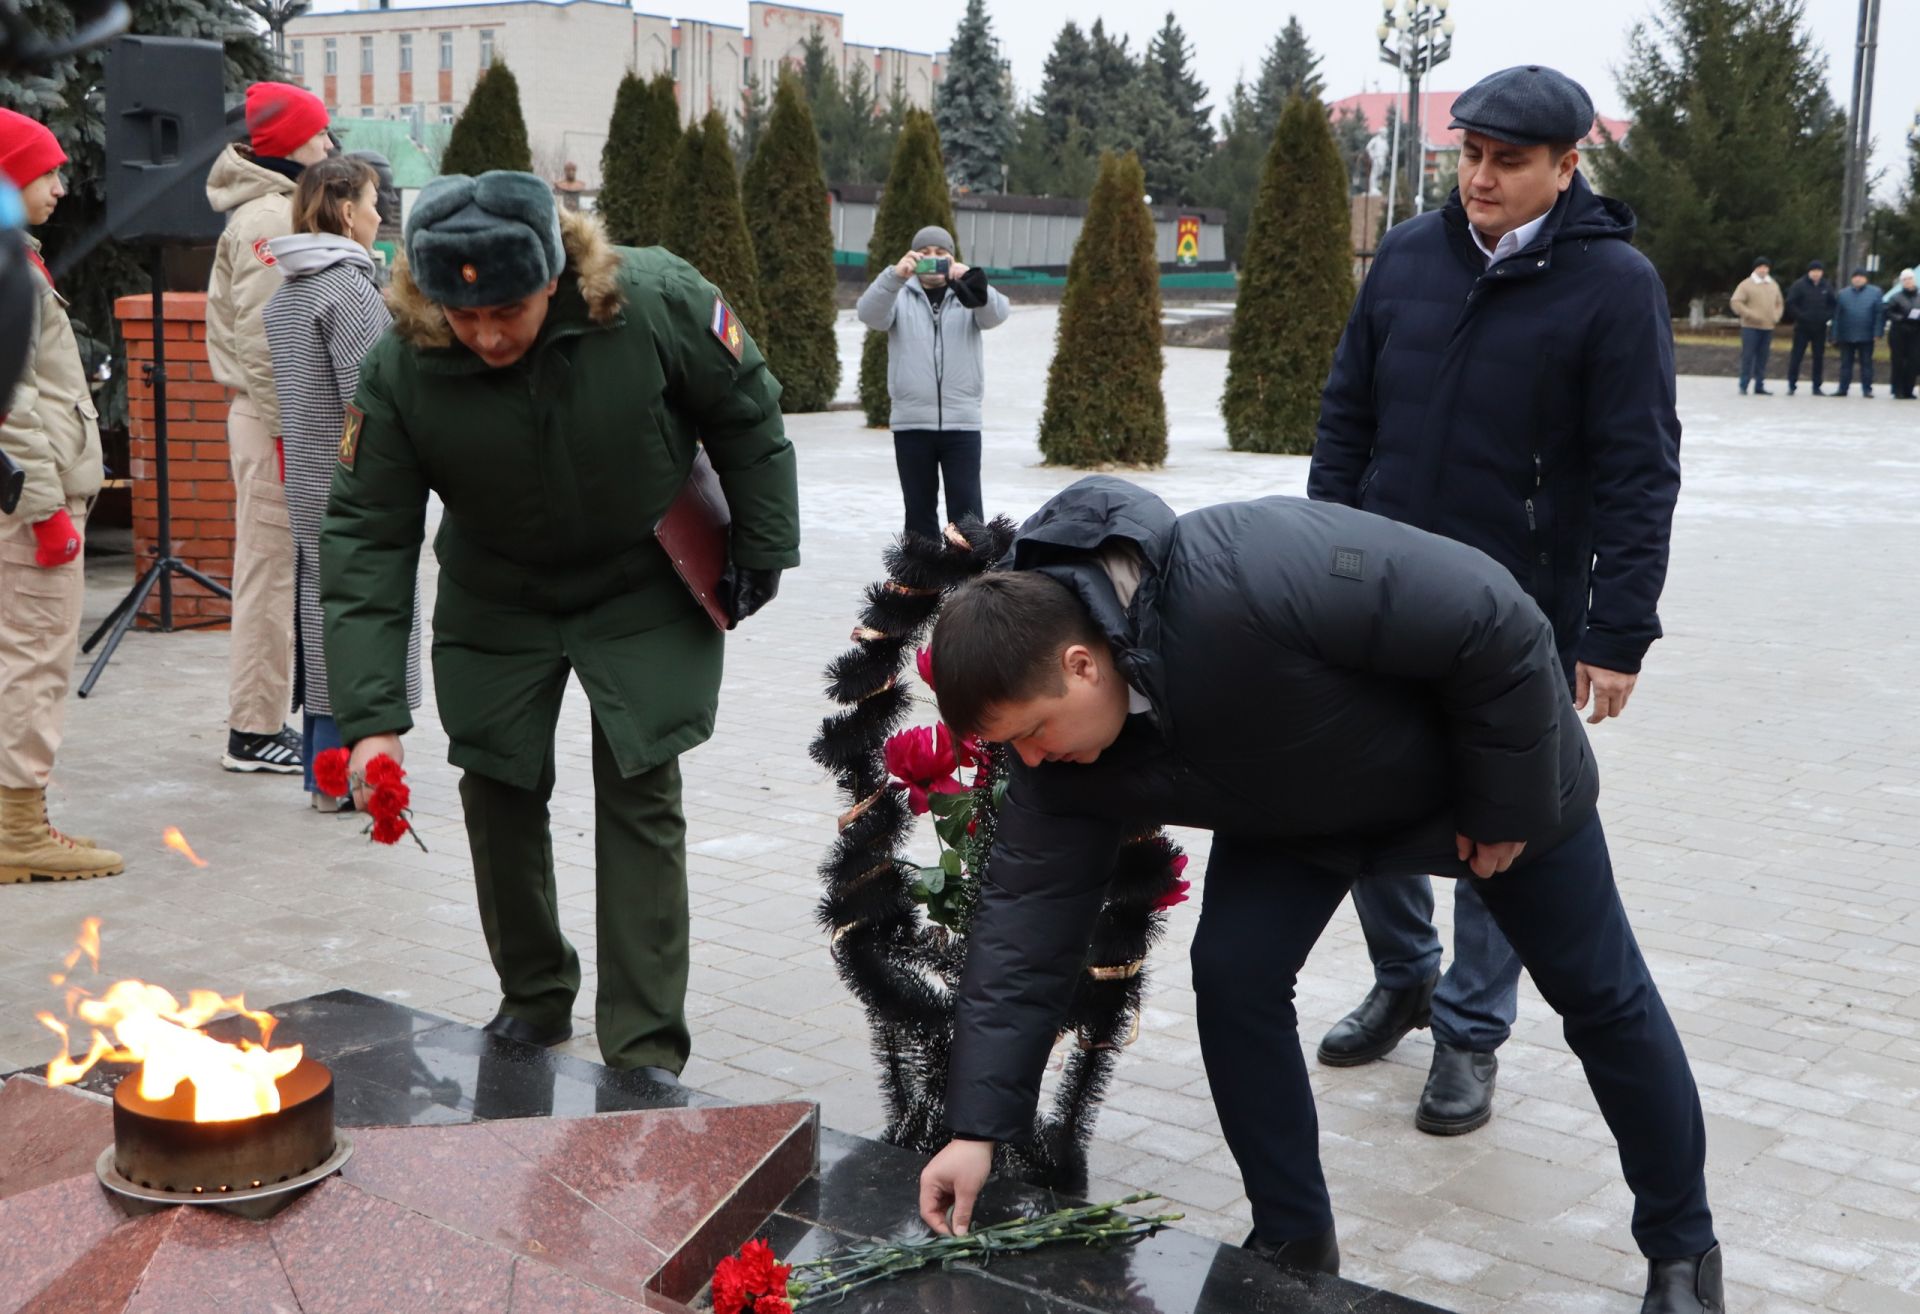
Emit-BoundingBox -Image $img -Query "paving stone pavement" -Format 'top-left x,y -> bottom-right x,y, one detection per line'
4,306 -> 1918,1313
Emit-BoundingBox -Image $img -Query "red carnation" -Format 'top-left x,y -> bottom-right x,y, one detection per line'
370,813 -> 410,845
1151,854 -> 1192,911
363,754 -> 405,788
711,1238 -> 789,1313
313,748 -> 351,798
916,646 -> 935,689
884,724 -> 965,815
370,782 -> 411,816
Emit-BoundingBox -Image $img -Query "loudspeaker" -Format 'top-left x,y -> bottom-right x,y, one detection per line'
105,35 -> 230,245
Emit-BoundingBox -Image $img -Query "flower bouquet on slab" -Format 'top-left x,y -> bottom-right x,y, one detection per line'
709,1195 -> 1181,1310
312,748 -> 427,850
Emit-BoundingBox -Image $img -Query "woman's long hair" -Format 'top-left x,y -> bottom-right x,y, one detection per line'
291,155 -> 379,238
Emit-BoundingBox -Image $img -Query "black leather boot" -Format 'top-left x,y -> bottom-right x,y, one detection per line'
1316,972 -> 1438,1066
483,1013 -> 573,1048
1415,1043 -> 1496,1135
1641,1244 -> 1724,1313
1243,1226 -> 1340,1276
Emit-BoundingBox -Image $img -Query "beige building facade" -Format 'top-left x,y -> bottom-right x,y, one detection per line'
285,0 -> 944,187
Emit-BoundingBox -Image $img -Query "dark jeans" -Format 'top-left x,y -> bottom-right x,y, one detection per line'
1787,321 -> 1828,391
1836,341 -> 1875,395
893,429 -> 983,542
1738,327 -> 1773,391
1350,872 -> 1519,1050
1891,323 -> 1920,399
1191,815 -> 1714,1258
300,711 -> 345,797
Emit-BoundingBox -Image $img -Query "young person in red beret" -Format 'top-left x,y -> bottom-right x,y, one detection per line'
205,81 -> 334,776
0,108 -> 124,883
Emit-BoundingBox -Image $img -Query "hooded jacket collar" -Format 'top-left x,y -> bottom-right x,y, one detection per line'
1441,171 -> 1636,279
267,232 -> 376,278
207,142 -> 296,214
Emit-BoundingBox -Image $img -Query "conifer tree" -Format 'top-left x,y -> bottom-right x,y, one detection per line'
1141,14 -> 1213,205
600,72 -> 682,247
1038,151 -> 1166,467
735,70 -> 770,166
1037,21 -> 1097,148
859,110 -> 957,427
1223,94 -> 1351,454
440,60 -> 532,175
743,73 -> 841,412
668,111 -> 764,335
934,0 -> 1015,193
1252,17 -> 1323,137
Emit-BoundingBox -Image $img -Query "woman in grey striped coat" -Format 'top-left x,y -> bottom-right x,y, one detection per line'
263,156 -> 423,810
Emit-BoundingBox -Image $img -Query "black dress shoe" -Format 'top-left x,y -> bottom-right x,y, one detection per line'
482,1013 -> 572,1047
1415,1043 -> 1496,1135
634,1065 -> 681,1087
1641,1244 -> 1724,1313
1753,386 -> 1774,395
1243,1226 -> 1339,1276
1316,972 -> 1437,1066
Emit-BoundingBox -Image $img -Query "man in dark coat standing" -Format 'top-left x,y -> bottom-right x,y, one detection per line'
915,478 -> 1722,1314
1307,66 -> 1681,1140
1784,259 -> 1837,395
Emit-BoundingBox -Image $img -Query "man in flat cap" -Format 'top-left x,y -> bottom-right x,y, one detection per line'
320,171 -> 800,1080
1784,259 -> 1836,395
1310,66 -> 1710,1310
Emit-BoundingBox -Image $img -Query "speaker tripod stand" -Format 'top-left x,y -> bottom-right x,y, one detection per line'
77,249 -> 231,698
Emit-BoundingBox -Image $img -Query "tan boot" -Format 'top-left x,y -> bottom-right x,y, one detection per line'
34,792 -> 93,849
0,787 -> 124,883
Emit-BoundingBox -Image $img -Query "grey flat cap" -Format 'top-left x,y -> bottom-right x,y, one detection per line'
1449,65 -> 1595,147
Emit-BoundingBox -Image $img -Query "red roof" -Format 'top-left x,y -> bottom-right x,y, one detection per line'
1328,91 -> 1629,148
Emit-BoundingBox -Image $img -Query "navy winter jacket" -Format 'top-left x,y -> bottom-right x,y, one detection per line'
1309,173 -> 1681,675
1832,284 -> 1886,342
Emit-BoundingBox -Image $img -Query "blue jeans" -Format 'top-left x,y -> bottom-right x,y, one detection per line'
302,712 -> 345,796
1738,327 -> 1773,391
1193,815 -> 1714,1257
1351,872 -> 1521,1051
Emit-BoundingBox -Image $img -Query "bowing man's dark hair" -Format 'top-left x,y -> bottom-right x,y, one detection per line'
929,571 -> 1104,737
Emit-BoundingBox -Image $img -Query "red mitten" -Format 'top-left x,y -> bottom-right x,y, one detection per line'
31,509 -> 80,567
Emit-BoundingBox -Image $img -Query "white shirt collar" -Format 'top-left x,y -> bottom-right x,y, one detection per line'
1470,209 -> 1551,266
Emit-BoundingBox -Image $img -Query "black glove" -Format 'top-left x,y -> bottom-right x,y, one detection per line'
721,566 -> 781,627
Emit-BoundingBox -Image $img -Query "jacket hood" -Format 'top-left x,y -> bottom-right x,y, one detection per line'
207,142 -> 296,214
386,208 -> 624,350
1443,170 -> 1635,249
267,233 -> 376,278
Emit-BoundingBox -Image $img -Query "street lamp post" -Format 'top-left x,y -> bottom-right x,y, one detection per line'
1836,0 -> 1881,275
1376,0 -> 1456,218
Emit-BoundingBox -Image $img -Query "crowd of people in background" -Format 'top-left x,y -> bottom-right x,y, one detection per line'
1731,255 -> 1920,400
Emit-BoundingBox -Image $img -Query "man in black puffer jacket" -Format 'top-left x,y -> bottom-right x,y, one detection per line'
916,479 -> 1722,1314
1308,66 -> 1683,1143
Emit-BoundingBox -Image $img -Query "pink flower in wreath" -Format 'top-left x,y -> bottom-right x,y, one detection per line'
916,646 -> 936,689
1152,854 -> 1191,911
884,724 -> 966,815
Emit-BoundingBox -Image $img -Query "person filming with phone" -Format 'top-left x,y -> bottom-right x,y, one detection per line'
856,224 -> 1009,543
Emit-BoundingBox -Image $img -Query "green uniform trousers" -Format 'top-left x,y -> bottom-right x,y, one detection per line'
460,711 -> 691,1073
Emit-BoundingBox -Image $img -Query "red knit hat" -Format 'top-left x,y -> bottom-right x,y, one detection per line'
0,108 -> 68,191
246,81 -> 330,159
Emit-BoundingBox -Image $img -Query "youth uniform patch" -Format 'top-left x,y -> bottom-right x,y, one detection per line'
710,296 -> 744,361
339,403 -> 365,469
252,238 -> 278,266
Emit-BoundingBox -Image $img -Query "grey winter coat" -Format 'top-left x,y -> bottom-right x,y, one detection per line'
855,266 -> 1010,429
942,478 -> 1600,1141
261,233 -> 423,720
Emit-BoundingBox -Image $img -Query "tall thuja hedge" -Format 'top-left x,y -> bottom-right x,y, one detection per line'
1224,93 -> 1352,453
440,60 -> 532,175
859,109 -> 957,428
1037,151 -> 1166,467
598,71 -> 680,246
743,73 -> 841,412
667,110 -> 764,334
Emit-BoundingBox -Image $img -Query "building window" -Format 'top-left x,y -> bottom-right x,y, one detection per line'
439,31 -> 453,70
401,104 -> 422,140
359,35 -> 373,75
398,32 -> 412,72
479,29 -> 494,68
359,106 -> 375,118
324,37 -> 337,75
439,104 -> 455,125
291,40 -> 304,76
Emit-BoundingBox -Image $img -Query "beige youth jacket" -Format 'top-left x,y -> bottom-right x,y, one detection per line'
1730,275 -> 1784,330
205,144 -> 296,431
0,237 -> 103,523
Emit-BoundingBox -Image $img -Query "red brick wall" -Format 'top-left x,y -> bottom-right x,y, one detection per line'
114,292 -> 235,627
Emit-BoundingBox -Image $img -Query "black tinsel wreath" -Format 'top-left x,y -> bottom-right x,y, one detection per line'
811,521 -> 1188,1192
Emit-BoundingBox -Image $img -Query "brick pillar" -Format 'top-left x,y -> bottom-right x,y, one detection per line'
114,291 -> 235,627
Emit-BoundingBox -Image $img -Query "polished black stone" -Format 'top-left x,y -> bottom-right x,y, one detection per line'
9,990 -> 1451,1312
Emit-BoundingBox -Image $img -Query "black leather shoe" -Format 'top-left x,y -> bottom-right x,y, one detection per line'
634,1065 -> 681,1088
1316,972 -> 1437,1066
482,1013 -> 572,1048
1641,1244 -> 1724,1313
1243,1226 -> 1339,1276
1753,387 -> 1774,395
1415,1043 -> 1496,1135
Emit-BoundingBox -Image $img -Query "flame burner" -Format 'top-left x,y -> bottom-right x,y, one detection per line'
94,1058 -> 353,1218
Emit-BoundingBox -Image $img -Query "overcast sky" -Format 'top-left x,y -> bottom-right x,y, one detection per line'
315,0 -> 1920,199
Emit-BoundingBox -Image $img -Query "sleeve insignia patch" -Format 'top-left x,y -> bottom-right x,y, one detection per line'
340,403 -> 365,469
710,296 -> 744,361
1330,547 -> 1366,580
252,237 -> 278,267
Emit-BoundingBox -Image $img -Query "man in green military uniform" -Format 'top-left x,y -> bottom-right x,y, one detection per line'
321,172 -> 800,1078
